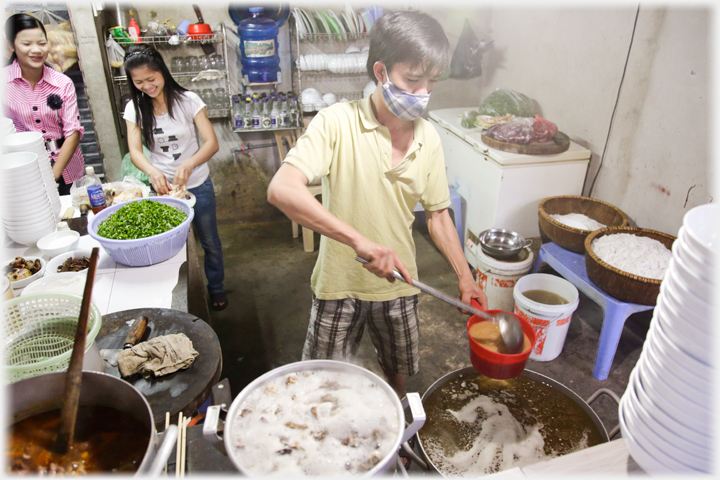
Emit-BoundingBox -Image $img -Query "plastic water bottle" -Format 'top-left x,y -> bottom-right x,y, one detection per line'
238,7 -> 281,83
81,166 -> 107,214
262,98 -> 272,129
270,99 -> 280,128
252,98 -> 261,129
243,98 -> 252,129
233,96 -> 244,129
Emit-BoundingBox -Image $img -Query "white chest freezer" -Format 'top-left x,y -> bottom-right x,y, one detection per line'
429,108 -> 591,268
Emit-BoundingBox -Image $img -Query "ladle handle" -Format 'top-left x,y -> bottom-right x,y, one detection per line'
355,256 -> 492,321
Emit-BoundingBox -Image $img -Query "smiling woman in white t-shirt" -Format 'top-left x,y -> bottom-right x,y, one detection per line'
123,44 -> 227,311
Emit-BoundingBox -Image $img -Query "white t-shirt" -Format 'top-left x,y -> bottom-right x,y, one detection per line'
123,91 -> 209,189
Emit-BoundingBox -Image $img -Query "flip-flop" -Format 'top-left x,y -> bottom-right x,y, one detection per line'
210,291 -> 228,311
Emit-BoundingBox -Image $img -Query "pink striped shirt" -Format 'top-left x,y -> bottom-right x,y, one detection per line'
3,61 -> 85,183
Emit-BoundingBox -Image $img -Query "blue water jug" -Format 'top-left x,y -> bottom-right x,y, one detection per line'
238,7 -> 281,83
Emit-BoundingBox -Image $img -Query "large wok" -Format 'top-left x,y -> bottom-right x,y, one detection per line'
415,367 -> 617,476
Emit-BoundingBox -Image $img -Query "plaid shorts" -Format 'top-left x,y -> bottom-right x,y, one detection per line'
302,295 -> 420,376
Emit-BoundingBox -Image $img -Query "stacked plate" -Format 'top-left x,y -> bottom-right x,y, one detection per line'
2,117 -> 16,136
1,152 -> 57,246
619,203 -> 716,474
2,132 -> 61,219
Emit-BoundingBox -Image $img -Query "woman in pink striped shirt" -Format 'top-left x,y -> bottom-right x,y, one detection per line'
3,13 -> 85,195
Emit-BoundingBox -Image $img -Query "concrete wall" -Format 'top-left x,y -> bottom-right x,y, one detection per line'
429,3 -> 712,236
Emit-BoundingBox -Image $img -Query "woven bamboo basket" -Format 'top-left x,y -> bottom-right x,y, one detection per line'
538,196 -> 629,253
584,227 -> 676,305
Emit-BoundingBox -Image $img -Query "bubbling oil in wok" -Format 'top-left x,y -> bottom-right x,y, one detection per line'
7,405 -> 150,475
419,372 -> 604,476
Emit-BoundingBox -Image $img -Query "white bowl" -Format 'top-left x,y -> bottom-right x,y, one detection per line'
630,364 -> 711,443
37,230 -> 81,258
3,256 -> 46,289
662,268 -> 711,318
660,278 -> 710,327
637,351 -> 708,432
655,295 -> 709,359
21,270 -> 88,297
671,239 -> 712,283
6,226 -> 56,247
673,227 -> 715,281
0,152 -> 39,172
682,203 -> 718,255
5,216 -> 56,234
623,387 -> 711,465
650,318 -> 712,377
645,324 -> 705,391
301,88 -> 322,105
620,397 -> 703,473
46,248 -> 94,276
619,395 -> 688,474
667,255 -> 713,301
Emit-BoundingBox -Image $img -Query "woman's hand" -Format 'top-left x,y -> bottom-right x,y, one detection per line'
173,161 -> 193,188
355,240 -> 413,285
148,167 -> 170,195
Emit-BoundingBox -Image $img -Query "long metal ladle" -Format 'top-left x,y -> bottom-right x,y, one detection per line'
356,256 -> 525,354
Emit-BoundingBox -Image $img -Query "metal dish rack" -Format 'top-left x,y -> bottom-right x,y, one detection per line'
111,24 -> 231,120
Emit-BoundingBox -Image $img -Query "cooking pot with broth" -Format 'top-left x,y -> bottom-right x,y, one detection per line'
417,367 -> 609,477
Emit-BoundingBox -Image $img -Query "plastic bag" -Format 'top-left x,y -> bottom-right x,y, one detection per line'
532,115 -> 558,143
450,19 -> 493,79
106,177 -> 151,205
478,89 -> 537,118
120,150 -> 151,186
106,34 -> 126,69
485,116 -> 558,144
33,10 -> 78,72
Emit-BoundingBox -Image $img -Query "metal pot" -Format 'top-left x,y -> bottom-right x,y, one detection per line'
203,360 -> 426,476
7,371 -> 177,476
416,367 -> 616,476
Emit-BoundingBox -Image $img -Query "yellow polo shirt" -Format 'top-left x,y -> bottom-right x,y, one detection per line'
284,97 -> 451,301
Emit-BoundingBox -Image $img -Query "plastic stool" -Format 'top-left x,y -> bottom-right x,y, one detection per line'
531,242 -> 654,381
414,187 -> 464,243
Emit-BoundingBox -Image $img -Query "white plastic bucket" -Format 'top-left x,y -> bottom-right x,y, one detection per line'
475,247 -> 534,311
513,273 -> 579,361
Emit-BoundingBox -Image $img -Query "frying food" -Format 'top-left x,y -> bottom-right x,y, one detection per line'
57,256 -> 90,273
5,257 -> 42,282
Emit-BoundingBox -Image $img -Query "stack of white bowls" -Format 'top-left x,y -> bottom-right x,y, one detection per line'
1,152 -> 57,246
2,117 -> 16,136
619,203 -> 716,474
2,132 -> 61,219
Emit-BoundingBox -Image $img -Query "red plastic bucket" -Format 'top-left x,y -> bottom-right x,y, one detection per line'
467,307 -> 536,379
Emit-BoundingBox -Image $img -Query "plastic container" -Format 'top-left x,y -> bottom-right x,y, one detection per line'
238,7 -> 281,83
475,247 -> 534,311
2,293 -> 102,383
88,197 -> 194,267
513,273 -> 579,362
466,305 -> 536,380
78,166 -> 107,214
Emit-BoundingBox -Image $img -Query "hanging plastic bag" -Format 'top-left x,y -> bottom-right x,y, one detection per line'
120,149 -> 151,186
449,19 -> 493,80
106,34 -> 126,69
33,9 -> 78,72
478,89 -> 537,118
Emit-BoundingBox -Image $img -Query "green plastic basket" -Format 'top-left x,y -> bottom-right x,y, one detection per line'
2,293 -> 101,383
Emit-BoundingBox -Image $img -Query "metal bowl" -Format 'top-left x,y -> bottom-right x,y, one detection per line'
479,229 -> 531,259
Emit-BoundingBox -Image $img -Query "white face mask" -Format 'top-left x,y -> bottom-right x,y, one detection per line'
381,67 -> 431,121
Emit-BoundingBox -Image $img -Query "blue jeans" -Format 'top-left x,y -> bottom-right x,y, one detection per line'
189,176 -> 225,295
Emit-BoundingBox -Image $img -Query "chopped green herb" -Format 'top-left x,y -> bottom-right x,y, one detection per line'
97,200 -> 188,240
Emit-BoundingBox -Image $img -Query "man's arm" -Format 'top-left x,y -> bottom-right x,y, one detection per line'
267,162 -> 413,283
426,208 -> 489,310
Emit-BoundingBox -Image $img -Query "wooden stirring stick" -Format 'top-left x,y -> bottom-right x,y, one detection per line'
55,247 -> 99,454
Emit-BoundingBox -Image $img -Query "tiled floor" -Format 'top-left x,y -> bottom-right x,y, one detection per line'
206,219 -> 652,444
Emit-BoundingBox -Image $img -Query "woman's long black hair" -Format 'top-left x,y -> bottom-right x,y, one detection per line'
123,44 -> 187,149
4,13 -> 47,65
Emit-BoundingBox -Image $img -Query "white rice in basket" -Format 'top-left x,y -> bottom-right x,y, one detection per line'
550,213 -> 606,231
591,233 -> 671,279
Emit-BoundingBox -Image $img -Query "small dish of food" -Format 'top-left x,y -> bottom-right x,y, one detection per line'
45,249 -> 93,276
4,256 -> 46,289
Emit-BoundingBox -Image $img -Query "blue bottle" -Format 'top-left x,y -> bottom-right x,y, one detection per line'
238,7 -> 281,83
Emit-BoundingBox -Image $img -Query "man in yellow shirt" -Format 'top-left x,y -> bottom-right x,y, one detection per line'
268,10 -> 487,396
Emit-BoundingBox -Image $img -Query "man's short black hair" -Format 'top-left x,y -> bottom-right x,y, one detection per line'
366,10 -> 451,81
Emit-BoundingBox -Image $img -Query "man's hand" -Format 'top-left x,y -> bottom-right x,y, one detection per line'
458,275 -> 488,313
355,240 -> 413,285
